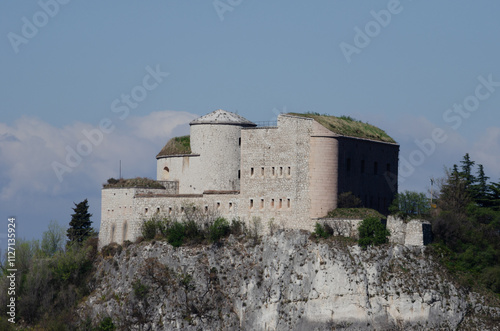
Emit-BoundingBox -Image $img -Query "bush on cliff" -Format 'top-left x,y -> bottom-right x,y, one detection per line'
358,217 -> 390,249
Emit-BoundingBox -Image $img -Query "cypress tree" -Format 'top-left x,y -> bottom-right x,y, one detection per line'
67,199 -> 94,246
459,153 -> 476,191
473,164 -> 490,206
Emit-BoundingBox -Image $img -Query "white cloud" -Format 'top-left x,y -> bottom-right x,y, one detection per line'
0,110 -> 195,241
472,127 -> 500,180
127,110 -> 196,143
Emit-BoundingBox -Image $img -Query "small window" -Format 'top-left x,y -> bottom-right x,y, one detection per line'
229,202 -> 233,210
238,170 -> 241,179
374,162 -> 378,175
238,137 -> 241,146
217,202 -> 221,209
250,199 -> 254,209
272,167 -> 275,176
279,199 -> 283,209
287,167 -> 291,176
361,160 -> 365,174
260,198 -> 264,209
251,167 -> 254,177
287,198 -> 291,208
279,167 -> 283,176
156,207 -> 160,213
261,167 -> 264,176
271,199 -> 275,208
145,208 -> 148,214
204,205 -> 208,213
168,207 -> 172,215
181,206 -> 184,213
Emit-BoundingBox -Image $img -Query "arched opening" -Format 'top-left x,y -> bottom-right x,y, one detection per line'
163,166 -> 170,180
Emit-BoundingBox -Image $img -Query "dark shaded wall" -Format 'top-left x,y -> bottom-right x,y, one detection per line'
336,137 -> 399,215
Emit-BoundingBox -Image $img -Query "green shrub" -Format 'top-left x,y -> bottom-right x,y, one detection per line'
313,223 -> 330,239
167,221 -> 186,247
480,266 -> 500,293
230,218 -> 246,236
132,280 -> 149,300
141,219 -> 158,240
183,219 -> 201,242
209,217 -> 230,242
358,217 -> 390,249
98,316 -> 116,331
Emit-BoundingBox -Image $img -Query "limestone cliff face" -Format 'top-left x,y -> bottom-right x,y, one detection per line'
80,231 -> 500,330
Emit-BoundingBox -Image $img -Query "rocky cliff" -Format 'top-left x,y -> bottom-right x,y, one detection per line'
79,230 -> 500,330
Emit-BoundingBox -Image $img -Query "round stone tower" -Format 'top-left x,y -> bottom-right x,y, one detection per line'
190,109 -> 256,192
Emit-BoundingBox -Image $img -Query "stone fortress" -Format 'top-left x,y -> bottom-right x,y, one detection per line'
98,109 -> 403,248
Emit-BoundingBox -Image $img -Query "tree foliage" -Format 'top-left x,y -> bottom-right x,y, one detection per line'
67,199 -> 94,246
389,190 -> 430,219
337,191 -> 362,208
430,153 -> 500,294
41,220 -> 65,257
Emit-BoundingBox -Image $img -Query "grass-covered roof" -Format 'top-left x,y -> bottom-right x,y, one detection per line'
103,177 -> 165,189
156,135 -> 191,158
288,112 -> 396,144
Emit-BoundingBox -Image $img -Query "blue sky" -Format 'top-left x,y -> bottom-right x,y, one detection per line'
1,0 -> 499,242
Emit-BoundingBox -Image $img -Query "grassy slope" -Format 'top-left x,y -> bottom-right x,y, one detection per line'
157,135 -> 191,157
288,113 -> 396,144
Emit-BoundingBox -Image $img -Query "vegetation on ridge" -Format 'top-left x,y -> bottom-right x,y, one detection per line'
103,177 -> 165,189
288,112 -> 396,143
156,135 -> 191,157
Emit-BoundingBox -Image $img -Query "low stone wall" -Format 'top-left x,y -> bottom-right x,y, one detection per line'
318,216 -> 431,247
319,218 -> 362,238
387,216 -> 432,246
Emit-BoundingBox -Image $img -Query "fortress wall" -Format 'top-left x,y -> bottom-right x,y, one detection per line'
99,188 -> 138,249
157,155 -> 204,194
190,124 -> 242,192
387,216 -> 431,246
336,137 -> 399,214
309,135 -> 338,218
100,189 -> 240,247
239,115 -> 314,231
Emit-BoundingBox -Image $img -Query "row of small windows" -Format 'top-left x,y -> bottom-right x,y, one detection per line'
143,202 -> 235,215
346,158 -> 391,175
250,166 -> 291,177
249,198 -> 291,210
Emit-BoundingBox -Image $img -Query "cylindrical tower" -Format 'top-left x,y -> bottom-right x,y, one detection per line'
190,109 -> 256,192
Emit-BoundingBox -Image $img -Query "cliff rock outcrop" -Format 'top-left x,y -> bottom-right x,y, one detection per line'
79,231 -> 500,330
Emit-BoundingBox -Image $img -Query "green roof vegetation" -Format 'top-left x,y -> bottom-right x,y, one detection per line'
157,135 -> 191,158
288,112 -> 396,143
103,177 -> 165,189
326,208 -> 386,220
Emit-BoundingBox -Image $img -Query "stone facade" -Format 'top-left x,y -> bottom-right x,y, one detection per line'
99,110 -> 400,248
